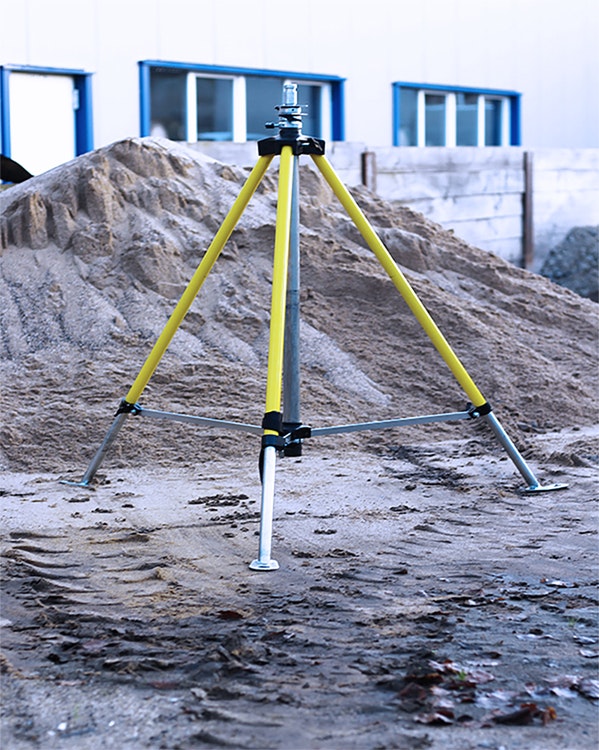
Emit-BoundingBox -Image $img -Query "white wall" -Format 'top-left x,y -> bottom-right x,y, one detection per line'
1,0 -> 598,150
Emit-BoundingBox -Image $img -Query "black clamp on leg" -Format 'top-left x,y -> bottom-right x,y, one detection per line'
259,411 -> 285,481
282,423 -> 313,457
258,412 -> 314,477
116,399 -> 142,416
467,402 -> 492,419
262,410 -> 283,435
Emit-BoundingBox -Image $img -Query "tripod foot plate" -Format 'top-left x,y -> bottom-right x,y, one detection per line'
249,559 -> 280,572
60,480 -> 92,488
524,482 -> 568,493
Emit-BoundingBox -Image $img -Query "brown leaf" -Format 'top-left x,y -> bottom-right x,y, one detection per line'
398,681 -> 428,703
491,702 -> 555,725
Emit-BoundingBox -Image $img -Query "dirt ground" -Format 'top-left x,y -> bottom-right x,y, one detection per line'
1,427 -> 598,750
1,138 -> 598,749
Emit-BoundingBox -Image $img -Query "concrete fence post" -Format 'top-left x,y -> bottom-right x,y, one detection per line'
522,151 -> 534,269
361,151 -> 377,192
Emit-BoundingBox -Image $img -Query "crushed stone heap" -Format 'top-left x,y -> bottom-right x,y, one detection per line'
1,137 -> 597,472
541,226 -> 599,302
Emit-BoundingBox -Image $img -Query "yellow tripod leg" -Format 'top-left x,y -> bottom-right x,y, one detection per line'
250,146 -> 295,571
263,146 -> 295,419
311,154 -> 487,410
125,154 -> 274,405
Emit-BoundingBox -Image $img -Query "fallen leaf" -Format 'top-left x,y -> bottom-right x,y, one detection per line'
429,659 -> 495,685
546,579 -> 576,588
414,709 -> 454,725
491,702 -> 556,725
398,681 -> 429,704
476,689 -> 520,709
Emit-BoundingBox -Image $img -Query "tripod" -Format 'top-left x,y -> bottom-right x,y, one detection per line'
67,84 -> 566,570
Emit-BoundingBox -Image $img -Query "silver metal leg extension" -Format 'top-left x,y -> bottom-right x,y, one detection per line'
249,445 -> 280,571
62,411 -> 129,487
484,411 -> 567,492
283,157 -> 301,440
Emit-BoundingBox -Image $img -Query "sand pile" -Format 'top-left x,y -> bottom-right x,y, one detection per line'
0,137 -> 597,473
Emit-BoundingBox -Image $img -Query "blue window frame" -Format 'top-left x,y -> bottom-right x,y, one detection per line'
0,65 -> 93,159
139,61 -> 345,143
393,82 -> 520,147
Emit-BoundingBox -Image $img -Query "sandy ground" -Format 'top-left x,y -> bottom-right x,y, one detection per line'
1,422 -> 598,750
1,138 -> 598,749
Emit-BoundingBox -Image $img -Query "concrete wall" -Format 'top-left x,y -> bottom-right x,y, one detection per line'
533,150 -> 599,271
189,142 -> 599,270
369,147 -> 599,270
370,147 -> 526,264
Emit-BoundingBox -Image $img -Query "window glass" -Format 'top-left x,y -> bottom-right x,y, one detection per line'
149,68 -> 187,140
485,98 -> 502,145
145,64 -> 338,143
425,94 -> 445,146
395,83 -> 515,148
196,77 -> 233,140
297,84 -> 321,138
399,88 -> 418,145
456,93 -> 478,146
246,76 -> 284,140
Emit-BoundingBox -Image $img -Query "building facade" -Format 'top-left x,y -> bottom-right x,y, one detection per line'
1,0 -> 598,176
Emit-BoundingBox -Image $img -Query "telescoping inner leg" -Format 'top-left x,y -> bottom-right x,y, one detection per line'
250,146 -> 295,571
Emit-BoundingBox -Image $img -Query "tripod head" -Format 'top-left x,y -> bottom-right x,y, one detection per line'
259,82 -> 325,156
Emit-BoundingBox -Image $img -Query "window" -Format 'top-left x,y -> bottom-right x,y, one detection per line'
393,83 -> 520,147
1,65 -> 93,176
140,62 -> 344,143
148,67 -> 186,141
194,75 -> 235,141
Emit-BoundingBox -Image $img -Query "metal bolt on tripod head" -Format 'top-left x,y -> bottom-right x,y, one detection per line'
265,82 -> 305,135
